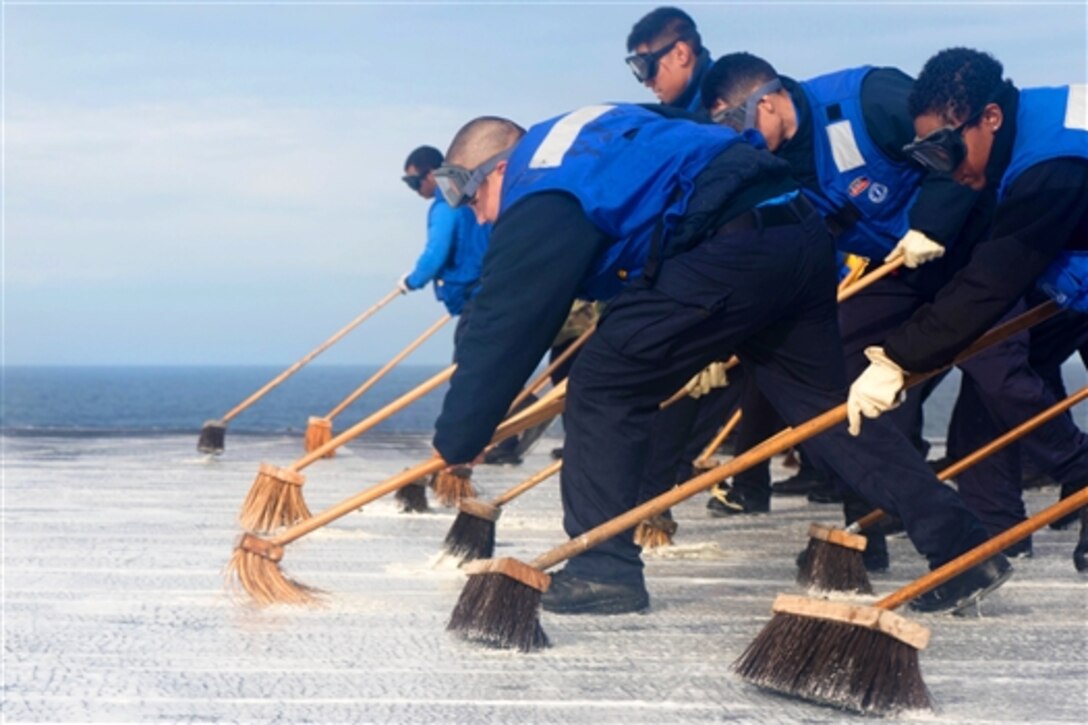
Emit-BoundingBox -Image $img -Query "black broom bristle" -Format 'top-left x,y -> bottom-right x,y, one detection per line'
394,480 -> 430,513
447,572 -> 550,652
796,538 -> 873,594
443,511 -> 496,562
733,612 -> 932,715
198,420 -> 226,454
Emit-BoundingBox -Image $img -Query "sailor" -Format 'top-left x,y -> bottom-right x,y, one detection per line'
624,7 -> 714,115
429,104 -> 999,614
849,48 -> 1088,573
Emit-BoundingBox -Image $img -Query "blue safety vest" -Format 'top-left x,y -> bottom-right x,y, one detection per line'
800,66 -> 922,260
501,104 -> 755,300
999,85 -> 1088,312
435,211 -> 490,316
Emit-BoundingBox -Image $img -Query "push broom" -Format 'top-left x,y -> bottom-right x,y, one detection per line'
227,386 -> 568,606
430,324 -> 593,506
734,484 -> 1088,715
199,287 -> 402,454
637,257 -> 902,542
798,383 -> 1088,594
445,301 -> 1059,652
304,313 -> 451,457
238,364 -> 456,533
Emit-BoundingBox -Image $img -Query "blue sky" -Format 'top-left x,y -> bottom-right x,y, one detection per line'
4,1 -> 1086,365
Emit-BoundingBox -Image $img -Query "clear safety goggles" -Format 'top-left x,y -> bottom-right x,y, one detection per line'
625,39 -> 679,83
710,78 -> 783,131
433,147 -> 514,208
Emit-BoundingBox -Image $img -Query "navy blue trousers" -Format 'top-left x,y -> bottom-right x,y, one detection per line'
559,206 -> 988,586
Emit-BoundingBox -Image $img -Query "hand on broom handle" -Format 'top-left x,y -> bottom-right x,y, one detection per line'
849,383 -> 1088,533
527,300 -> 1060,572
265,388 -> 568,548
877,485 -> 1088,611
322,314 -> 451,421
218,287 -> 402,424
509,325 -> 595,412
657,259 -> 908,410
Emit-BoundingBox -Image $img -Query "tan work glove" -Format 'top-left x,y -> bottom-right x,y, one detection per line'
885,229 -> 945,268
847,347 -> 907,436
684,362 -> 730,399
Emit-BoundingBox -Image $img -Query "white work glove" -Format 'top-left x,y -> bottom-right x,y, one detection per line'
885,229 -> 945,268
847,347 -> 907,436
397,273 -> 413,294
684,362 -> 730,399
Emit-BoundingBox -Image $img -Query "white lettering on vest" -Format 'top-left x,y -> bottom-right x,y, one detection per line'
529,105 -> 615,169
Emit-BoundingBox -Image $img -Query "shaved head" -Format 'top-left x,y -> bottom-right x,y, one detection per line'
446,116 -> 525,168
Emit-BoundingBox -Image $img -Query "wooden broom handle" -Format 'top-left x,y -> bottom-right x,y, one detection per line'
490,460 -> 564,508
323,314 -> 451,420
270,390 -> 567,546
291,364 -> 456,471
877,484 -> 1088,611
657,259 -> 906,410
695,409 -> 743,466
530,300 -> 1060,572
220,287 -> 401,423
852,384 -> 1088,532
509,324 -> 596,412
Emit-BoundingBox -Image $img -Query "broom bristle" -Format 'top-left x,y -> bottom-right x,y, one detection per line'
434,466 -> 477,507
394,479 -> 430,513
447,572 -> 549,652
303,417 -> 334,457
733,598 -> 932,715
226,544 -> 322,607
198,420 -> 226,454
443,510 -> 497,562
796,538 -> 873,594
634,514 -> 679,550
238,464 -> 312,533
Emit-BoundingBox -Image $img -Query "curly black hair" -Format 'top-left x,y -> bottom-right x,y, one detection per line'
909,48 -> 1007,123
626,7 -> 702,54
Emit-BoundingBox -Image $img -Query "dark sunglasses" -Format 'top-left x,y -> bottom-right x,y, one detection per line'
402,173 -> 426,192
903,105 -> 989,173
625,39 -> 679,83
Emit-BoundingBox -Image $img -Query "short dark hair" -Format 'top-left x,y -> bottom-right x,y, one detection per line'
404,145 -> 443,174
626,7 -> 702,55
909,48 -> 1007,124
701,52 -> 779,110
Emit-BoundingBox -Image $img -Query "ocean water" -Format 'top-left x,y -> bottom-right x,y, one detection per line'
3,362 -> 1085,440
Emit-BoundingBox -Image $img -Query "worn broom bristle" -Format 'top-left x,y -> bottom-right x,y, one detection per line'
394,478 -> 430,513
796,538 -> 872,595
238,463 -> 313,533
733,597 -> 932,715
634,514 -> 679,550
444,511 -> 497,562
303,417 -> 334,457
433,466 -> 477,507
225,536 -> 322,606
448,572 -> 549,652
198,419 -> 226,454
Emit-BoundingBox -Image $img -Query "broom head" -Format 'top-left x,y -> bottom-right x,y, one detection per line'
434,465 -> 477,507
733,594 -> 932,715
303,417 -> 334,457
634,513 -> 679,550
198,419 -> 226,454
796,523 -> 873,594
238,463 -> 312,533
447,557 -> 551,652
226,533 -> 322,606
394,477 -> 431,513
443,498 -> 500,562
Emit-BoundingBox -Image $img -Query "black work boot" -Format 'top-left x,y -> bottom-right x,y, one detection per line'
771,466 -> 828,496
908,554 -> 1013,615
1074,508 -> 1088,573
540,569 -> 650,615
706,483 -> 770,517
1051,481 -> 1085,530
